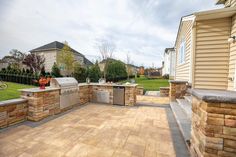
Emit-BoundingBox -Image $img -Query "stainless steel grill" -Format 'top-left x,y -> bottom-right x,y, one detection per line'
50,77 -> 79,109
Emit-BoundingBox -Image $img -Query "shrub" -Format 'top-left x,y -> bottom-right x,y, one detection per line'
106,60 -> 127,82
51,62 -> 62,77
73,63 -> 87,83
88,61 -> 101,82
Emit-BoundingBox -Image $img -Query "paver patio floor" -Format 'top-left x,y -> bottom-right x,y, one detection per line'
0,102 -> 190,157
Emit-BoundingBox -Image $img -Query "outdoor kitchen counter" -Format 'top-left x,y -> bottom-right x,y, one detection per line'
78,83 -> 138,106
19,87 -> 60,93
78,83 -> 138,87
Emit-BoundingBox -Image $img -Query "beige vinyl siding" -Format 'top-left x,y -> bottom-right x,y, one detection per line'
194,18 -> 231,90
228,14 -> 236,90
225,0 -> 236,7
175,20 -> 193,82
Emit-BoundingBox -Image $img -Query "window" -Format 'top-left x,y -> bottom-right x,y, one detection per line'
178,39 -> 186,64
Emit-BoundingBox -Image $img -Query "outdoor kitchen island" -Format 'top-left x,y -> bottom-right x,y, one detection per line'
78,83 -> 138,106
19,78 -> 138,122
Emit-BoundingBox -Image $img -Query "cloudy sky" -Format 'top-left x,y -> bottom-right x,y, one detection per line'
0,0 -> 222,67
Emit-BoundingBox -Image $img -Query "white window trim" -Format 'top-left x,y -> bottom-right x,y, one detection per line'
178,39 -> 186,65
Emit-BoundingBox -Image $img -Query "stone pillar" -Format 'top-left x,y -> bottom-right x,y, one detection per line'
78,84 -> 90,105
160,87 -> 170,97
191,89 -> 236,157
125,86 -> 137,106
169,80 -> 188,101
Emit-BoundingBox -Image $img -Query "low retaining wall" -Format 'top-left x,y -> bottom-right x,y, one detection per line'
169,80 -> 188,101
0,99 -> 28,128
160,87 -> 169,97
191,89 -> 236,157
137,87 -> 144,95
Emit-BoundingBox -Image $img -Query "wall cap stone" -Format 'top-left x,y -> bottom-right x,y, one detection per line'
160,87 -> 170,89
192,89 -> 236,104
19,87 -> 60,93
0,98 -> 27,106
168,80 -> 188,83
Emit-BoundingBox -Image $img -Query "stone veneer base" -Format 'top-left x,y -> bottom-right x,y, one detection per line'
191,89 -> 236,157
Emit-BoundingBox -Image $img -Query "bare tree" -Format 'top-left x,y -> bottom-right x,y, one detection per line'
97,39 -> 116,78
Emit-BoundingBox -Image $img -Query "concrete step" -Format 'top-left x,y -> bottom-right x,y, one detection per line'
176,99 -> 192,119
170,101 -> 191,144
184,95 -> 192,104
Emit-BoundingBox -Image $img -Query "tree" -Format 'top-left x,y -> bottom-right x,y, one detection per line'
73,62 -> 87,82
57,42 -> 75,75
106,60 -> 127,82
88,61 -> 101,82
22,53 -> 45,75
51,62 -> 61,77
97,39 -> 116,78
9,49 -> 25,62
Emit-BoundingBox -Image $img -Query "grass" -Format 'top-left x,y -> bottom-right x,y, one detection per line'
0,82 -> 35,101
121,75 -> 169,91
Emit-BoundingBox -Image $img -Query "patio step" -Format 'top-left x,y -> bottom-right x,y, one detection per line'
170,101 -> 191,145
177,99 -> 192,119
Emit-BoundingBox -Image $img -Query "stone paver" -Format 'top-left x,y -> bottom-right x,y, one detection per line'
0,101 -> 189,157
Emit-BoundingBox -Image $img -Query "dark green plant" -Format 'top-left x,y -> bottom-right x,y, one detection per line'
51,62 -> 62,77
105,60 -> 127,82
88,61 -> 101,82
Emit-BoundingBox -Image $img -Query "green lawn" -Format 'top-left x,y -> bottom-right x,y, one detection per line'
0,82 -> 35,101
122,76 -> 169,91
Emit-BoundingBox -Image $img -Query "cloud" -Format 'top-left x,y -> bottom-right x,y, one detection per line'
0,0 -> 221,67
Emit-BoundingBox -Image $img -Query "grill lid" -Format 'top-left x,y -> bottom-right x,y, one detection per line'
50,77 -> 78,88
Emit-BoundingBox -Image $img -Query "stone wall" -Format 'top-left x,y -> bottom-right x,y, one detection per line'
169,80 -> 188,101
78,85 -> 90,105
191,90 -> 236,157
0,99 -> 28,128
125,87 -> 137,106
21,89 -> 60,121
137,87 -> 144,95
160,87 -> 170,97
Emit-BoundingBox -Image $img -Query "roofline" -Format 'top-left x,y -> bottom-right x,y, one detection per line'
216,0 -> 226,4
174,14 -> 195,47
174,6 -> 236,47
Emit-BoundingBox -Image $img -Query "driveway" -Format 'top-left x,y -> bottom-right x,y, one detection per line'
0,102 -> 190,157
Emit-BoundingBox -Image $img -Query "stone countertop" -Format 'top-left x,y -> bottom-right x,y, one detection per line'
192,89 -> 236,104
169,80 -> 188,83
78,83 -> 138,87
19,87 -> 60,93
0,98 -> 27,106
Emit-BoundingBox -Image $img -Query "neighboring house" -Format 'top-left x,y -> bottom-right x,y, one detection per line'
0,56 -> 26,70
98,58 -> 118,72
162,48 -> 176,79
139,66 -> 145,75
174,2 -> 236,90
30,41 -> 93,73
126,64 -> 139,76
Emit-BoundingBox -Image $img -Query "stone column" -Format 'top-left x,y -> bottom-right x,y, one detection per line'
169,80 -> 188,101
191,89 -> 236,157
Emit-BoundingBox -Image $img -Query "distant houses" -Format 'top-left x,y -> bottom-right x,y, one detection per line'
162,48 -> 176,79
30,41 -> 93,73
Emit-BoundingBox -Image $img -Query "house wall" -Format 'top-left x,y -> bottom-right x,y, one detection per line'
175,20 -> 193,82
170,50 -> 176,78
228,14 -> 236,90
194,18 -> 231,90
162,52 -> 170,76
37,50 -> 57,72
225,0 -> 236,7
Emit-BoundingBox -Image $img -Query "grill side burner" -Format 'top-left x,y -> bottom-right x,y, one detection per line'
50,77 -> 79,109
